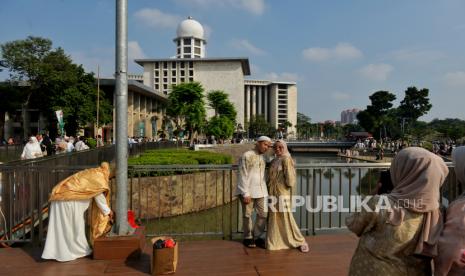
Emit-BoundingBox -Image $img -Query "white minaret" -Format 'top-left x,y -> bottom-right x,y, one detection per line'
174,16 -> 206,58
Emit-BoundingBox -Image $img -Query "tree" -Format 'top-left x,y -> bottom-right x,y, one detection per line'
207,90 -> 237,123
206,116 -> 235,140
429,118 -> 465,142
1,36 -> 53,138
356,110 -> 376,134
205,90 -> 237,140
366,90 -> 396,117
246,115 -> 275,138
398,87 -> 432,134
358,90 -> 396,139
0,84 -> 26,140
166,82 -> 206,144
296,112 -> 312,139
1,36 -> 112,137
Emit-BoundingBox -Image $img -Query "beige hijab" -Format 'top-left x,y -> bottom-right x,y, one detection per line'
388,147 -> 449,257
271,139 -> 293,170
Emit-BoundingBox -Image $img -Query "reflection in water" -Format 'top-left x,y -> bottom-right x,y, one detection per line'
292,153 -> 377,232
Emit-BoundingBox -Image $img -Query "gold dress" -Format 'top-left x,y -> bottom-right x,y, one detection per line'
41,163 -> 112,262
266,156 -> 306,250
346,195 -> 432,276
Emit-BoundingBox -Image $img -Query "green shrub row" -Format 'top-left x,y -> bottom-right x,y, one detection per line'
128,149 -> 233,176
128,149 -> 232,165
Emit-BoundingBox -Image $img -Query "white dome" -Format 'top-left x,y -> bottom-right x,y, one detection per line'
176,17 -> 205,40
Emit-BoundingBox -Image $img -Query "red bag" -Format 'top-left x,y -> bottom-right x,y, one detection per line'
127,210 -> 140,228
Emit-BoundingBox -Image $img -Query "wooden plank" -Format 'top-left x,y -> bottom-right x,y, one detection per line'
0,233 -> 358,275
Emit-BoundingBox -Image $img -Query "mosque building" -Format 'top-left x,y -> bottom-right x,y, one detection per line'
133,16 -> 297,136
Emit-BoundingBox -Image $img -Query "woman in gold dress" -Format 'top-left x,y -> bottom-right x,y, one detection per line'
347,147 -> 448,275
266,139 -> 309,253
42,162 -> 114,262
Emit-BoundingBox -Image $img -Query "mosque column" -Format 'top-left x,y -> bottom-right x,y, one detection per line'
264,87 -> 268,121
251,86 -> 257,119
245,86 -> 250,123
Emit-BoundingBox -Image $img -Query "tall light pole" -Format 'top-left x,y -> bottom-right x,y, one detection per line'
96,64 -> 100,141
115,0 -> 129,235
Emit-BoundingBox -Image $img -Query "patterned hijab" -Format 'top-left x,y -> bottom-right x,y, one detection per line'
388,147 -> 449,256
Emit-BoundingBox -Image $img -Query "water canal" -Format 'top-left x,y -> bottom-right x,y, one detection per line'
143,153 -> 382,240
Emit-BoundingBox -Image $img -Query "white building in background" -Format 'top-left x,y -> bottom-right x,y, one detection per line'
133,16 -> 297,136
341,108 -> 360,125
244,80 -> 297,132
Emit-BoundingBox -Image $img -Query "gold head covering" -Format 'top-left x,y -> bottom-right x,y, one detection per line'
49,162 -> 112,242
388,147 -> 449,257
271,139 -> 294,170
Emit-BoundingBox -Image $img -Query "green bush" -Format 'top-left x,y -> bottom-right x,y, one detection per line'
86,138 -> 97,149
128,149 -> 232,176
422,141 -> 433,151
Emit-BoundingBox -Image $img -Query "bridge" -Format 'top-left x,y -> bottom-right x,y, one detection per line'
287,141 -> 356,153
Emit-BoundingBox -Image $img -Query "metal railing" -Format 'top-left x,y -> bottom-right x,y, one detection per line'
0,141 -> 186,245
0,161 -> 458,245
124,162 -> 457,239
0,144 -> 25,163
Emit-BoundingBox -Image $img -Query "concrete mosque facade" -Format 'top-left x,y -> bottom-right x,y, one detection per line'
134,17 -> 297,136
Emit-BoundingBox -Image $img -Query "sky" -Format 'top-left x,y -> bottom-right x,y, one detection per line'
1,0 -> 465,122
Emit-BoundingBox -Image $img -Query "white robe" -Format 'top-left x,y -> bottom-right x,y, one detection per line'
21,138 -> 43,159
42,193 -> 110,262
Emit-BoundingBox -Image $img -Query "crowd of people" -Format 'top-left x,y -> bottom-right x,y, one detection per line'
20,133 -> 104,160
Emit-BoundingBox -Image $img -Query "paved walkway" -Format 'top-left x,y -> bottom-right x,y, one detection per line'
0,233 -> 358,275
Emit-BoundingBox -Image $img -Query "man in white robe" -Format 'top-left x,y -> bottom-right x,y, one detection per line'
235,136 -> 272,248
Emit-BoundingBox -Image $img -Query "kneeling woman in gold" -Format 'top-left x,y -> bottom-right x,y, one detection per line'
266,139 -> 309,253
42,162 -> 114,262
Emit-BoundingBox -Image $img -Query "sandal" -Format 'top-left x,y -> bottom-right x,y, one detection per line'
300,243 -> 309,253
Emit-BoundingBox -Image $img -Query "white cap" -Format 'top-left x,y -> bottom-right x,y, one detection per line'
256,136 -> 271,142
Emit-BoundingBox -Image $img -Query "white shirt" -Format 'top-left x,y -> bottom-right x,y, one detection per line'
67,141 -> 75,152
21,139 -> 43,159
235,150 -> 268,198
74,141 -> 89,151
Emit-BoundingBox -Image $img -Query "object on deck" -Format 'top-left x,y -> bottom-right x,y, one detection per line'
127,210 -> 140,228
151,236 -> 178,275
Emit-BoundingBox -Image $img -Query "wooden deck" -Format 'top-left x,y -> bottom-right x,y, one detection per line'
0,233 -> 358,275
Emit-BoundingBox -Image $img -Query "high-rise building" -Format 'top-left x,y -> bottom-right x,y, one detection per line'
132,17 -> 297,136
340,108 -> 360,125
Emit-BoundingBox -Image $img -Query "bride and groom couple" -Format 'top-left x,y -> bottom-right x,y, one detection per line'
235,136 -> 309,253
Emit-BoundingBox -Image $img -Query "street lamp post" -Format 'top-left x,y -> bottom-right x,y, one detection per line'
115,0 -> 129,235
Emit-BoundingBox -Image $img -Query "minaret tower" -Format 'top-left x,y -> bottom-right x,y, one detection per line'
174,16 -> 206,58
